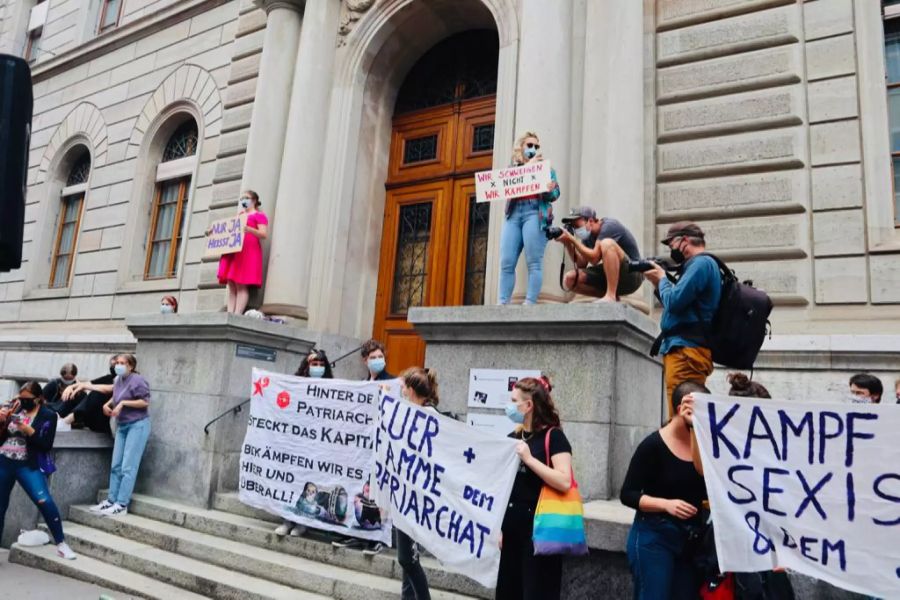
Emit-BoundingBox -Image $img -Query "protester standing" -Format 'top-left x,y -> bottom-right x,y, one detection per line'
496,376 -> 573,600
643,222 -> 721,416
88,354 -> 151,517
215,190 -> 268,315
392,367 -> 438,600
498,132 -> 560,305
0,382 -> 76,559
620,381 -> 708,600
361,339 -> 393,381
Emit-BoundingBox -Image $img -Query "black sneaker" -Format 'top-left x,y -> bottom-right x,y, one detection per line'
362,542 -> 385,556
331,537 -> 364,549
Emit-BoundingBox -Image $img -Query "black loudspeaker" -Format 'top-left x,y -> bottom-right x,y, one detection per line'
0,54 -> 32,272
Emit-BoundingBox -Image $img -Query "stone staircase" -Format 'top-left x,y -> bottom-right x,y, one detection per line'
9,492 -> 490,600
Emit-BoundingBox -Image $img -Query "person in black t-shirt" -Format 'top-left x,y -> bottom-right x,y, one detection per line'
496,376 -> 573,600
59,356 -> 117,433
621,380 -> 708,600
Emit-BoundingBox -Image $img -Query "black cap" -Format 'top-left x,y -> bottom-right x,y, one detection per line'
662,221 -> 705,245
561,206 -> 597,224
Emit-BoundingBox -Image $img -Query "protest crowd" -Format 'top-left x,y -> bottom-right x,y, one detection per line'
3,133 -> 900,600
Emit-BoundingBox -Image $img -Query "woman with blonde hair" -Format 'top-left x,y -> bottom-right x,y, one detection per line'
498,132 -> 560,305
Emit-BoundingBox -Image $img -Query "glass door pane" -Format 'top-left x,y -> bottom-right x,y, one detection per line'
390,202 -> 433,313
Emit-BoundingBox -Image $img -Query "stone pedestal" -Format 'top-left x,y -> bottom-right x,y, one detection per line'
409,303 -> 662,501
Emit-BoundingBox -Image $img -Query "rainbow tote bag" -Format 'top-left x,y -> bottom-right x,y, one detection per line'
532,427 -> 589,556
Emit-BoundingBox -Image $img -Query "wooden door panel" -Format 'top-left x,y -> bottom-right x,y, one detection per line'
382,328 -> 426,376
388,106 -> 457,184
454,96 -> 496,173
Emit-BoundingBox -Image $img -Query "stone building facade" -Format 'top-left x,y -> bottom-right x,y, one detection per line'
0,0 -> 898,398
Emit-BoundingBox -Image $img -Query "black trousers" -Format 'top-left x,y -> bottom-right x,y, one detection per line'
397,529 -> 431,600
495,503 -> 562,600
73,391 -> 112,434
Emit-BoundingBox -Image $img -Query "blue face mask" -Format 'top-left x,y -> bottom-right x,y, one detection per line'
367,357 -> 386,375
505,403 -> 525,424
114,364 -> 127,377
524,147 -> 537,159
309,366 -> 326,378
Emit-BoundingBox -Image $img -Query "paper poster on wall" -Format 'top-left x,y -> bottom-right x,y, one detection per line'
474,161 -> 553,203
467,412 -> 514,439
204,214 -> 246,259
239,369 -> 399,545
468,368 -> 541,410
692,394 -> 900,599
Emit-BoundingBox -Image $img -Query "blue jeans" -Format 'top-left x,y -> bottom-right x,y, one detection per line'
626,513 -> 699,600
0,455 -> 65,543
108,417 -> 151,506
498,200 -> 548,304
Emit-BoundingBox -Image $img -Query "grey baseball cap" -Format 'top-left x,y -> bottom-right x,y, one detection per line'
561,206 -> 597,224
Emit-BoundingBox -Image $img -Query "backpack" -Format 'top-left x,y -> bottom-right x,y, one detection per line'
699,253 -> 773,370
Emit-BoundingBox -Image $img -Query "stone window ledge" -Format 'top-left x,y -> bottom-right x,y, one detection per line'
22,286 -> 71,301
117,279 -> 182,295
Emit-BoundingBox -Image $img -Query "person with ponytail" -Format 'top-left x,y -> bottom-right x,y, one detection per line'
495,376 -> 572,600
0,381 -> 76,559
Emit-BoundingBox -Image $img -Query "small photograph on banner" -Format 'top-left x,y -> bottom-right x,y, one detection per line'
468,368 -> 541,410
474,161 -> 553,203
204,214 -> 246,259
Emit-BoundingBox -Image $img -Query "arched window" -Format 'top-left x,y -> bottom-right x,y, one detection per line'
144,119 -> 198,279
49,151 -> 90,288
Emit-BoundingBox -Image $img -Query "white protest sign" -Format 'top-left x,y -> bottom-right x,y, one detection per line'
371,393 -> 519,588
204,214 -> 246,259
467,412 -> 514,438
239,369 -> 397,544
693,394 -> 900,598
468,368 -> 541,410
474,161 -> 552,203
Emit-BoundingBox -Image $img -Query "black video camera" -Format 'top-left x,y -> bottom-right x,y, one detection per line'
627,256 -> 675,273
545,224 -> 574,240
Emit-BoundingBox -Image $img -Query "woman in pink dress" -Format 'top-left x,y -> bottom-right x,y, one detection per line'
217,190 -> 268,314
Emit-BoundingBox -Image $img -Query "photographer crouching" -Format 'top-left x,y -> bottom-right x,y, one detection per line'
550,207 -> 643,303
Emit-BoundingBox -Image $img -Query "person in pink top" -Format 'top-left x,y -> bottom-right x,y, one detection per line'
216,190 -> 269,314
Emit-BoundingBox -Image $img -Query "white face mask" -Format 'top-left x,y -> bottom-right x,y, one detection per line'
160,304 -> 174,314
239,198 -> 251,209
848,393 -> 873,404
574,226 -> 591,242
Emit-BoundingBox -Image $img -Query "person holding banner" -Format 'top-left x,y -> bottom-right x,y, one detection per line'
497,132 -> 560,306
216,190 -> 268,315
620,381 -> 708,600
496,376 -> 572,600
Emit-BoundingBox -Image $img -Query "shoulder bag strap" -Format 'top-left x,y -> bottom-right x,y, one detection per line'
543,426 -> 576,488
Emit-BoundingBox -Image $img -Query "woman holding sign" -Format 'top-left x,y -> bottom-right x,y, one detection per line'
496,376 -> 572,600
216,190 -> 268,314
497,132 -> 560,305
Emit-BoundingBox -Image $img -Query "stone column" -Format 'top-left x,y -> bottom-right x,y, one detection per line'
261,0 -> 341,319
510,0 -> 574,303
241,0 -> 305,212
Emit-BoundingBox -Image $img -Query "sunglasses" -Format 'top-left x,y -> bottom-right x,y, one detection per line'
525,143 -> 540,150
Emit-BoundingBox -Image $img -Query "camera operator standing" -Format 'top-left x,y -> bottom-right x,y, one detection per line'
643,222 -> 721,417
552,207 -> 643,302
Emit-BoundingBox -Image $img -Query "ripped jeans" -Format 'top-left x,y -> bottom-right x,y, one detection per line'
0,455 -> 65,543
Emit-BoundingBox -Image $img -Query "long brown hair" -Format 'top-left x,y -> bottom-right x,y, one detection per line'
514,376 -> 560,430
399,367 -> 439,407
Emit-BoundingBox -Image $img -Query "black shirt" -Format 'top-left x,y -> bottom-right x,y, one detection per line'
507,427 -> 572,509
620,431 -> 707,512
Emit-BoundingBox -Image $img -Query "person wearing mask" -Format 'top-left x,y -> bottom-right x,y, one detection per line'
498,132 -> 560,306
643,222 -> 721,417
60,354 -> 119,433
88,354 -> 151,517
392,366 -> 439,600
43,363 -> 79,415
848,373 -> 883,404
213,190 -> 268,315
620,381 -> 708,600
0,382 -> 76,560
360,339 -> 392,381
553,206 -> 643,303
496,376 -> 573,600
160,295 -> 178,314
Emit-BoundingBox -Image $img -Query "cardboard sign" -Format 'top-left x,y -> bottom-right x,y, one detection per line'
371,393 -> 519,588
468,368 -> 541,410
239,369 -> 398,545
204,214 -> 246,259
692,394 -> 900,598
474,161 -> 553,203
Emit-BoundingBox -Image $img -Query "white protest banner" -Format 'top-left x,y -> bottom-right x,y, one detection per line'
693,394 -> 900,598
239,369 -> 396,544
474,161 -> 552,203
371,393 -> 519,588
468,368 -> 541,410
204,214 -> 246,259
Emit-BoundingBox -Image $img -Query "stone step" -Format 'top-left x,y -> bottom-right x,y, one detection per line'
53,522 -> 331,600
8,542 -> 210,600
126,493 -> 492,599
68,505 -> 475,600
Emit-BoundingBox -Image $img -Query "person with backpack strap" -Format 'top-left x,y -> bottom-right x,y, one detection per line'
643,222 -> 721,418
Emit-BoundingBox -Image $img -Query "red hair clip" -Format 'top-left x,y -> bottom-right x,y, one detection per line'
538,375 -> 552,392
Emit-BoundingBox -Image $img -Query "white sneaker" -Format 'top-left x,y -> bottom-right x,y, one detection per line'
274,523 -> 290,536
100,503 -> 127,517
90,500 -> 114,513
289,525 -> 305,537
56,542 -> 76,560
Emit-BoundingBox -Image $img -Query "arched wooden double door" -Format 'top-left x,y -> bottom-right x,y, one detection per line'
373,95 -> 496,373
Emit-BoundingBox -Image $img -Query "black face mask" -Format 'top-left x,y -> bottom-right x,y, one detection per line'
109,365 -> 116,376
669,247 -> 686,264
18,397 -> 36,411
